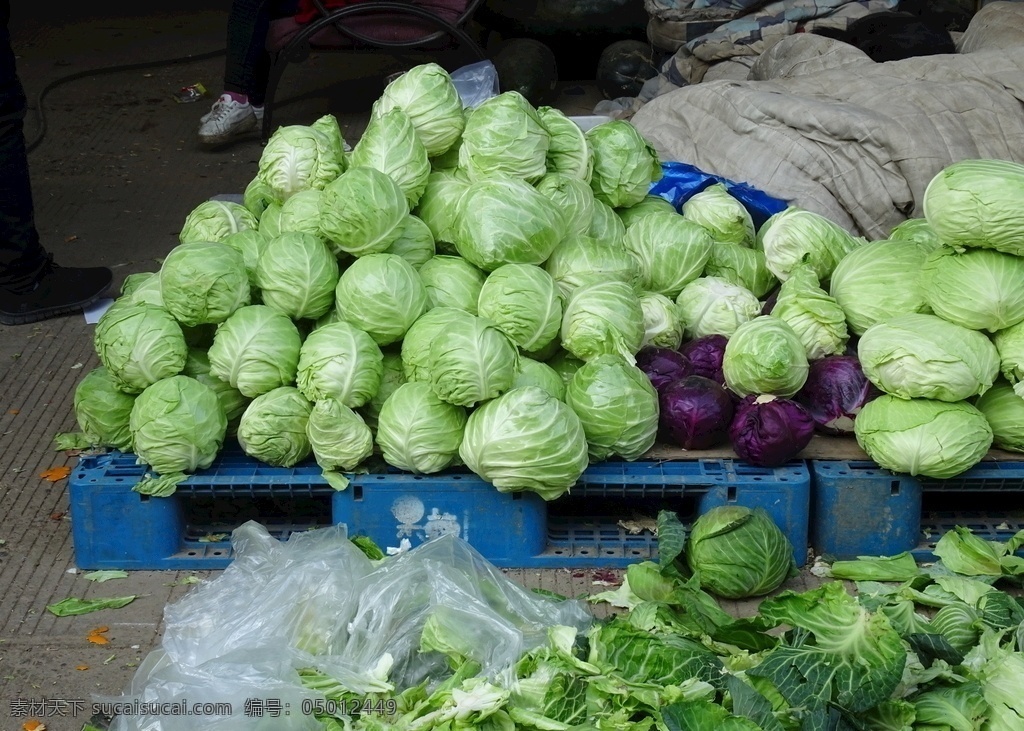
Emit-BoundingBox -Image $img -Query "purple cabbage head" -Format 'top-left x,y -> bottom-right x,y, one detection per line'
761,286 -> 781,316
659,375 -> 735,450
679,335 -> 728,385
730,394 -> 815,467
636,346 -> 694,393
795,355 -> 881,435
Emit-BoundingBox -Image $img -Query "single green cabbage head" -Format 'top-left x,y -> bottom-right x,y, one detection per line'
855,395 -> 993,479
687,506 -> 797,599
722,316 -> 809,397
459,386 -> 589,500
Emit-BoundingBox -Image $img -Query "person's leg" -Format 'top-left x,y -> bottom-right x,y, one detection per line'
199,0 -> 276,146
0,3 -> 48,291
223,0 -> 274,104
0,2 -> 112,325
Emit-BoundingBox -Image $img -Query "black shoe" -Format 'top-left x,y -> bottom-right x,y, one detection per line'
0,256 -> 113,326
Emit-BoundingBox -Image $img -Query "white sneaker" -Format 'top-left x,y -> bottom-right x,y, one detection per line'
199,94 -> 258,146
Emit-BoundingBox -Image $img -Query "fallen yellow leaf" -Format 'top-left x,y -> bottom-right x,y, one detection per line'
39,466 -> 71,482
76,664 -> 89,671
23,721 -> 46,731
87,626 -> 110,645
8,409 -> 19,415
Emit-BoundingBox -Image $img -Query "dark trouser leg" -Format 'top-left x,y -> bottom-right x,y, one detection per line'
0,4 -> 48,291
223,0 -> 275,105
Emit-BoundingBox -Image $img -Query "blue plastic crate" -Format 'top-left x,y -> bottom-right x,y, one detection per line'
811,459 -> 1024,561
69,449 -> 811,570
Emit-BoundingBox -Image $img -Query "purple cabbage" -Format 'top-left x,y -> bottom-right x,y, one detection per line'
760,286 -> 781,316
679,335 -> 728,385
636,346 -> 694,393
795,355 -> 881,435
730,394 -> 815,467
659,375 -> 735,450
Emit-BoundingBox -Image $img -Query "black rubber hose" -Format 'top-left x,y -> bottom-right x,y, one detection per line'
25,47 -> 226,153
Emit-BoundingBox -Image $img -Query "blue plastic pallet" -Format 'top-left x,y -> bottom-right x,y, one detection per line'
69,448 -> 811,570
810,460 -> 1024,561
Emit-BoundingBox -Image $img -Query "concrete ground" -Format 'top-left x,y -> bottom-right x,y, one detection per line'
0,4 -> 824,730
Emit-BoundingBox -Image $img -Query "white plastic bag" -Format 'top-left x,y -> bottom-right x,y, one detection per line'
106,521 -> 592,730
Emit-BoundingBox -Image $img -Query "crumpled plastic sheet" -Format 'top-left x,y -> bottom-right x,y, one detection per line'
105,521 -> 593,731
650,160 -> 789,229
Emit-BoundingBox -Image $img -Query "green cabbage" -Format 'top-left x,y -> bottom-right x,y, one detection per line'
71,367 -> 137,451
537,106 -> 592,181
923,159 -> 1024,255
428,316 -> 518,407
181,348 -> 250,428
453,176 -> 566,271
534,173 -> 596,236
639,292 -> 684,350
255,231 -> 339,321
975,381 -> 1024,453
477,263 -> 563,353
350,107 -> 431,208
360,350 -> 406,431
565,354 -> 660,461
722,316 -> 809,397
676,277 -> 761,339
854,395 -> 993,478
296,321 -> 384,408
586,121 -> 662,208
384,215 -> 436,270
307,398 -> 374,480
858,314 -> 999,402
993,320 -> 1024,397
94,303 -> 188,394
277,188 -> 325,242
703,243 -> 778,298
616,195 -> 676,229
179,200 -> 258,244
687,506 -> 796,599
544,234 -> 640,301
375,381 -> 468,474
587,199 -> 626,246
130,375 -> 227,475
256,123 -> 344,203
319,166 -> 408,257
920,246 -> 1024,333
888,218 -> 943,250
334,253 -> 429,346
374,63 -> 465,157
757,207 -> 863,282
207,305 -> 303,398
681,183 -> 755,247
310,113 -> 349,166
623,211 -> 713,297
243,176 -> 275,220
458,91 -> 550,184
828,238 -> 934,336
418,255 -> 486,313
560,281 -> 645,364
769,265 -> 849,360
459,386 -> 589,500
159,242 -> 250,327
237,386 -> 313,467
511,357 -> 565,401
258,202 -> 282,239
401,307 -> 477,383
413,169 -> 472,247
222,229 -> 268,289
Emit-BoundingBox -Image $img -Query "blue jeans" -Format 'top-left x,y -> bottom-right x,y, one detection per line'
0,0 -> 48,290
223,0 -> 298,105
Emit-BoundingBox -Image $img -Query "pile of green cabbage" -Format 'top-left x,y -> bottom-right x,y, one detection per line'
61,61 -> 1024,492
